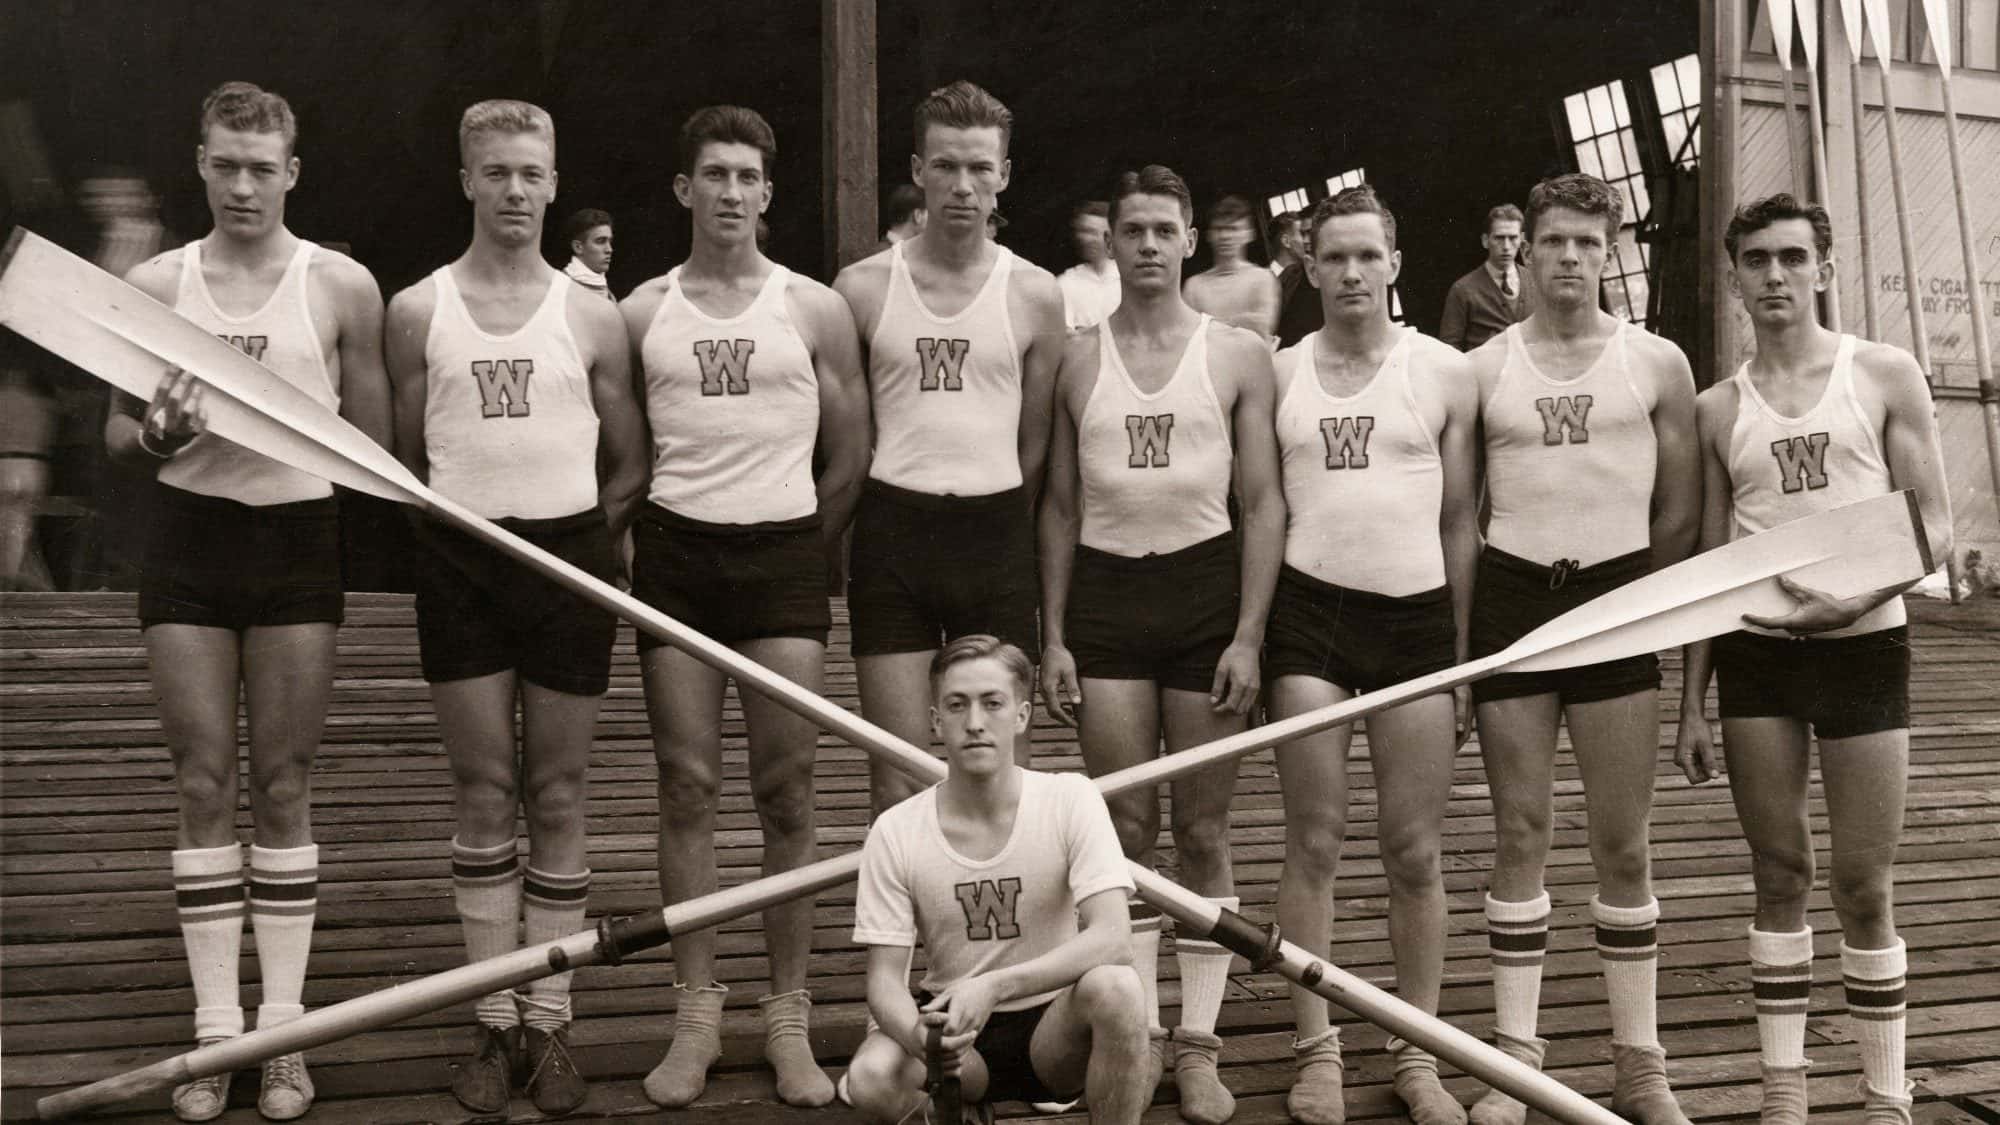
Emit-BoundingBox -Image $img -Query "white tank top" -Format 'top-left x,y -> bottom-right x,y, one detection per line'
641,265 -> 819,524
1728,334 -> 1904,636
422,265 -> 599,519
1077,316 -> 1233,557
165,240 -> 336,505
868,241 -> 1023,496
1275,329 -> 1445,595
1484,322 -> 1656,567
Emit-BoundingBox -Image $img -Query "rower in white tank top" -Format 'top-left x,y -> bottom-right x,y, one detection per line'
1728,332 -> 1904,637
640,264 -> 819,525
1076,315 -> 1233,557
868,240 -> 1023,497
165,239 -> 336,505
1274,328 -> 1444,596
1483,321 -> 1657,568
422,265 -> 600,520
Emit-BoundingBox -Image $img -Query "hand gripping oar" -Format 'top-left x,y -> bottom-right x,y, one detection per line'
926,1021 -> 960,1124
7,227 -> 1930,1124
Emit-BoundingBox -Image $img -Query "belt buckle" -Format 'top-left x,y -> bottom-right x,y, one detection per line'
1548,558 -> 1580,591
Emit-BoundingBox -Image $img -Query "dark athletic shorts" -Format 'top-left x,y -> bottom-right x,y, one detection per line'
630,503 -> 831,652
1714,626 -> 1911,739
1264,564 -> 1457,693
914,990 -> 1064,1105
848,480 -> 1038,657
139,483 -> 343,630
413,506 -> 618,696
1470,546 -> 1661,705
1065,532 -> 1239,694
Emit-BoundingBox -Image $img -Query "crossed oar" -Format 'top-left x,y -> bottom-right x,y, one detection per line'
0,229 -> 1933,1123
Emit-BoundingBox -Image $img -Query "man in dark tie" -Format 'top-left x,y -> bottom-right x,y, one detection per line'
1438,203 -> 1530,351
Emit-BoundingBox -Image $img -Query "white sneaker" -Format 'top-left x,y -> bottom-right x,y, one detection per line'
257,1051 -> 315,1121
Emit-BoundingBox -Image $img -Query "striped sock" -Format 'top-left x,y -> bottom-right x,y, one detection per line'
451,837 -> 523,1028
1174,896 -> 1239,1035
248,843 -> 319,1029
1131,901 -> 1165,1032
1592,895 -> 1662,1049
1749,927 -> 1813,1068
174,844 -> 246,1041
1485,892 -> 1551,1042
1843,940 -> 1908,1099
521,866 -> 591,1031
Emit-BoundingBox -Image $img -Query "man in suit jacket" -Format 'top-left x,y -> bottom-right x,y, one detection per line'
1273,210 -> 1324,348
1438,203 -> 1530,351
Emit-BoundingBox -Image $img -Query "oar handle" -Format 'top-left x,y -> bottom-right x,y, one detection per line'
926,1021 -> 959,1122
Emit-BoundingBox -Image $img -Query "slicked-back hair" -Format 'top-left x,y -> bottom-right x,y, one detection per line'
1304,185 -> 1399,252
458,99 -> 555,167
679,104 -> 777,176
200,82 -> 297,152
886,184 -> 926,228
914,80 -> 1013,154
930,635 -> 1034,702
1525,172 -> 1622,241
1725,192 -> 1834,262
1209,194 -> 1254,229
563,208 -> 612,245
1486,203 -> 1524,232
1072,199 -> 1110,223
1109,165 -> 1194,227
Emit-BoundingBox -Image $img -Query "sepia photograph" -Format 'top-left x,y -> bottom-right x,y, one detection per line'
0,1 -> 1995,1122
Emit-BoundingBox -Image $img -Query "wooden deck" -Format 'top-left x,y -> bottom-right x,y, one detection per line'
3,592 -> 1998,1125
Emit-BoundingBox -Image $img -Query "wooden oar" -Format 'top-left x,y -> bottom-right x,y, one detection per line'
4,227 -> 1926,1125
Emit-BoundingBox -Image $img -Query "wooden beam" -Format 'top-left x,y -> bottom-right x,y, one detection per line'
1705,0 -> 1742,387
822,0 -> 877,278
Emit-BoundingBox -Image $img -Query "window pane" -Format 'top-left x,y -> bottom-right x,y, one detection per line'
1598,136 -> 1627,179
1652,61 -> 1682,112
1663,115 -> 1690,163
1970,0 -> 1999,68
1588,85 -> 1617,135
1628,178 -> 1652,222
1604,276 -> 1632,320
1611,80 -> 1632,126
1678,54 -> 1701,99
1269,196 -> 1288,217
1565,92 -> 1593,140
1576,140 -> 1604,179
1620,128 -> 1643,179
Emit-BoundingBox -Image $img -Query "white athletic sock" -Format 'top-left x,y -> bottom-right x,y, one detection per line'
451,837 -> 523,1028
1175,896 -> 1238,1035
248,843 -> 318,1028
520,866 -> 591,1030
174,843 -> 246,1041
1842,940 -> 1907,1097
1131,901 -> 1165,1032
1592,895 -> 1662,1049
1486,892 -> 1551,1042
1749,926 -> 1813,1069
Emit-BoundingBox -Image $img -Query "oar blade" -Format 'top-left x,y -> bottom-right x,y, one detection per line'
0,227 -> 425,505
1507,490 -> 1929,673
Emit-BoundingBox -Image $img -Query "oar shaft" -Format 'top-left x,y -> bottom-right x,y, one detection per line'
35,853 -> 862,1120
1875,62 -> 1933,376
1850,58 -> 1879,336
1802,60 -> 1843,329
1130,870 -> 1627,1125
1933,71 -> 2000,510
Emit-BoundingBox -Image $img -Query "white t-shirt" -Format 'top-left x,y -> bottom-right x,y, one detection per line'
852,770 -> 1133,1012
1058,262 -> 1120,331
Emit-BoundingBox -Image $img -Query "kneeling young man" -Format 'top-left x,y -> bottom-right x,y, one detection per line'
1675,194 -> 1950,1125
846,636 -> 1151,1124
1039,165 -> 1284,1125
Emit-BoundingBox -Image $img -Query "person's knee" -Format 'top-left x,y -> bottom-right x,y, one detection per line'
1171,811 -> 1231,873
846,1049 -> 916,1123
175,758 -> 237,820
1590,827 -> 1652,888
1076,965 -> 1144,1032
1750,844 -> 1815,905
1493,797 -> 1552,851
657,753 -> 721,822
523,772 -> 586,839
750,763 -> 816,841
1284,811 -> 1346,878
1829,863 -> 1893,930
1380,829 -> 1443,893
1110,802 -> 1160,861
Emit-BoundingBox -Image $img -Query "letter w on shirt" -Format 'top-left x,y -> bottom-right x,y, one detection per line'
693,338 -> 754,395
954,877 -> 1023,940
470,359 -> 534,418
1126,413 -> 1175,467
916,337 -> 970,391
1319,416 -> 1375,469
1535,394 -> 1592,445
1770,432 -> 1832,493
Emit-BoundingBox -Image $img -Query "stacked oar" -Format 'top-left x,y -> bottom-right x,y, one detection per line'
0,230 -> 1933,1123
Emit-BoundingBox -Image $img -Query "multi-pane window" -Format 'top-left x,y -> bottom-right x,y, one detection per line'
1267,188 -> 1309,218
1652,54 -> 1701,169
1325,167 -> 1367,194
1562,79 -> 1653,323
1748,0 -> 2000,70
